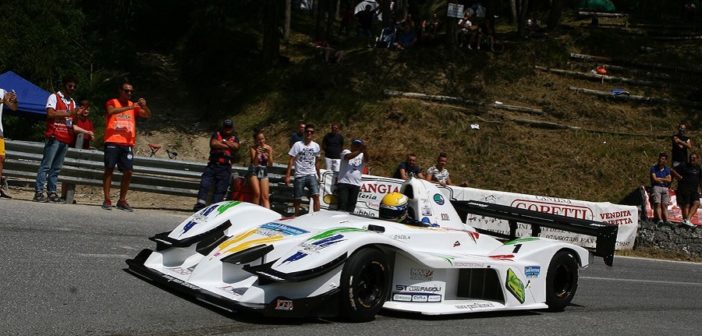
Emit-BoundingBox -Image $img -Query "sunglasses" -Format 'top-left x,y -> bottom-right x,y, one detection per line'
122,89 -> 134,93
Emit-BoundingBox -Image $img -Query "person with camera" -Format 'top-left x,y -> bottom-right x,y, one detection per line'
247,128 -> 273,209
0,88 -> 18,198
336,139 -> 368,212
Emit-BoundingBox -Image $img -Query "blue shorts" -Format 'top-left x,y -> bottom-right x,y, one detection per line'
293,174 -> 319,200
104,143 -> 134,171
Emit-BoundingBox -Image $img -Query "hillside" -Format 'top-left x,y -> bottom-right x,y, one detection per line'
122,12 -> 701,205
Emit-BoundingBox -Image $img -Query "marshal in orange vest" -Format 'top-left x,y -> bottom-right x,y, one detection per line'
104,98 -> 141,146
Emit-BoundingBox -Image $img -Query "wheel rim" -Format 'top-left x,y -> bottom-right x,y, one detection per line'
553,262 -> 575,299
354,261 -> 385,308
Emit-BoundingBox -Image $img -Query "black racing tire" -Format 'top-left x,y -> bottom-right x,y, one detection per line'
546,249 -> 579,311
339,247 -> 390,322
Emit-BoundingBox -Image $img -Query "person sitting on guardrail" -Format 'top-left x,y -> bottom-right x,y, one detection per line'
102,82 -> 152,211
285,124 -> 321,216
193,119 -> 240,212
0,87 -> 18,198
425,152 -> 453,186
393,153 -> 425,180
33,76 -> 80,203
247,128 -> 273,209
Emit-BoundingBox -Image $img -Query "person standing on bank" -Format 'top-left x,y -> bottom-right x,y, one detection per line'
0,88 -> 18,198
193,119 -> 240,211
102,82 -> 151,211
248,129 -> 273,208
672,153 -> 702,227
34,76 -> 80,203
672,122 -> 692,168
285,124 -> 321,216
649,152 -> 672,225
336,139 -> 368,212
322,123 -> 344,173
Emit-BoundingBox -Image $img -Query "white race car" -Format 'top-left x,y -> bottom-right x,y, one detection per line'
127,178 -> 616,321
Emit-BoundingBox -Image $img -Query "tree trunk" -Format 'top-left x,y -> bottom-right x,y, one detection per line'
510,0 -> 517,25
325,0 -> 337,40
262,0 -> 280,68
546,0 -> 563,30
516,0 -> 529,38
284,0 -> 291,41
315,0 -> 323,39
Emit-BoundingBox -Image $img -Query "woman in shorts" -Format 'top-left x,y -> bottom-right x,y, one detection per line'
248,129 -> 273,208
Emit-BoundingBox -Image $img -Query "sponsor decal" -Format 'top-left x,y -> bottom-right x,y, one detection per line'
300,234 -> 346,253
393,293 -> 442,303
182,220 -> 197,234
441,213 -> 450,221
201,204 -> 218,216
166,266 -> 194,276
218,286 -> 248,296
506,268 -> 526,303
259,223 -> 309,236
391,234 -> 411,241
489,254 -> 514,261
216,201 -> 241,216
524,266 -> 541,278
282,251 -> 308,263
358,193 -> 378,200
360,183 -> 400,194
453,261 -> 485,268
163,274 -> 201,290
275,299 -> 294,311
421,217 -> 431,224
467,231 -> 480,242
599,210 -> 634,225
511,199 -> 592,220
504,237 -> 539,245
421,206 -> 432,216
453,241 -> 461,247
409,268 -> 434,281
308,227 -> 364,240
433,193 -> 445,205
454,302 -> 495,310
214,229 -> 283,256
395,285 -> 442,293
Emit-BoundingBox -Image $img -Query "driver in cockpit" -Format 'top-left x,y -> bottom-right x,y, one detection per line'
379,192 -> 434,227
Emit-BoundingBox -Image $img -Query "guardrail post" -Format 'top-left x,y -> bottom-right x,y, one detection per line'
64,134 -> 84,204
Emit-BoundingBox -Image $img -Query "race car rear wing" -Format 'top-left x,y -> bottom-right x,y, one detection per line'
451,200 -> 618,266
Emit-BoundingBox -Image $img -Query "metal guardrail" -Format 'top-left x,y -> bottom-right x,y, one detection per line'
3,139 -> 295,210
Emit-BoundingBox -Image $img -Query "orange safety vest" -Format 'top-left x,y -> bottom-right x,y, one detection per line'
104,98 -> 140,146
44,93 -> 75,144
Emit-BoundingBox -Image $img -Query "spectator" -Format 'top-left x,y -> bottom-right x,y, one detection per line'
420,13 -> 441,42
356,4 -> 375,46
457,9 -> 479,50
0,88 -> 18,198
289,120 -> 305,148
672,122 -> 692,168
33,76 -> 79,203
314,41 -> 345,63
425,152 -> 453,186
376,24 -> 397,48
393,21 -> 417,50
71,99 -> 95,149
672,153 -> 702,227
339,3 -> 355,35
285,124 -> 321,216
60,100 -> 95,202
102,82 -> 152,211
193,119 -> 240,211
392,153 -> 425,180
322,123 -> 344,173
649,152 -> 672,225
336,139 -> 368,212
248,128 -> 273,209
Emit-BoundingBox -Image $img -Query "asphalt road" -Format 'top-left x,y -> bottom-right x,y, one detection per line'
2,198 -> 702,336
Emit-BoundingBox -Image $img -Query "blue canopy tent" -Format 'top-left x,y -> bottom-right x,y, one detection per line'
0,71 -> 50,116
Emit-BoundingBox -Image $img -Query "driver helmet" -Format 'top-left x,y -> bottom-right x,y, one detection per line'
379,192 -> 409,222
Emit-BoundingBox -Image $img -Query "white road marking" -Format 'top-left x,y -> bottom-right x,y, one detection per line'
616,255 -> 702,265
582,276 -> 702,286
77,253 -> 130,259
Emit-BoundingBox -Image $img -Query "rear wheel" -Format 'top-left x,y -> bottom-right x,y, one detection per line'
339,248 -> 389,322
546,250 -> 579,311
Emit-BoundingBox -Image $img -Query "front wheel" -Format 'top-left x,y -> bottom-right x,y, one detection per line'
339,248 -> 389,322
546,250 -> 579,311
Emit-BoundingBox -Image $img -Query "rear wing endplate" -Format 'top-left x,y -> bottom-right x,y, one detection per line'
451,200 -> 618,266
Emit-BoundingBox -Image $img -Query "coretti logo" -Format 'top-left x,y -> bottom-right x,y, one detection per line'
510,199 -> 593,220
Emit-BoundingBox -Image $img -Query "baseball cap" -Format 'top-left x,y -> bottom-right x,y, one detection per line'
352,139 -> 364,145
223,119 -> 234,128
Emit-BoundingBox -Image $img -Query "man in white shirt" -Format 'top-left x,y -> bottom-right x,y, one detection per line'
0,88 -> 18,198
425,152 -> 452,186
336,139 -> 368,212
285,124 -> 321,216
